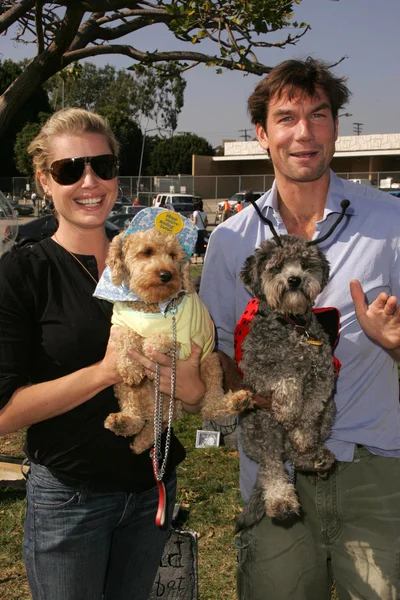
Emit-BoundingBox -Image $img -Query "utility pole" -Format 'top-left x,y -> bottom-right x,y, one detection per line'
239,128 -> 252,141
353,122 -> 363,136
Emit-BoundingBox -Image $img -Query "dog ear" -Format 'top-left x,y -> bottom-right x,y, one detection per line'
107,232 -> 125,286
239,254 -> 257,295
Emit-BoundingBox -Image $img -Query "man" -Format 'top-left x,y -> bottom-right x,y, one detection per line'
235,200 -> 243,213
221,199 -> 231,222
200,58 -> 400,600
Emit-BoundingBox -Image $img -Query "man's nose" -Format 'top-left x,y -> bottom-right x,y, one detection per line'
294,118 -> 314,141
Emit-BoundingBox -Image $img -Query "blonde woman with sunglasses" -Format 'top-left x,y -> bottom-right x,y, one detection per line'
0,108 -> 205,600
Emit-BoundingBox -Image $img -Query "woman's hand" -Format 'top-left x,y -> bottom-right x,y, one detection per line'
129,340 -> 205,413
97,326 -> 124,386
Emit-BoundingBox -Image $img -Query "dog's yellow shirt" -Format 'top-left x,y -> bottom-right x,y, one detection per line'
111,293 -> 215,362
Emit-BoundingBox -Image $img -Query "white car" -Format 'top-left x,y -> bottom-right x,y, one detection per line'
153,193 -> 200,217
217,191 -> 264,213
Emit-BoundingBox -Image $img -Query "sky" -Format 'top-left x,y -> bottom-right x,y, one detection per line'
1,0 -> 399,147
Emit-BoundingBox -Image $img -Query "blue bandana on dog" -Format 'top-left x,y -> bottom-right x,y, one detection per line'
94,207 -> 198,305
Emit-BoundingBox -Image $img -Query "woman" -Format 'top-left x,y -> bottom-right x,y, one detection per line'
0,108 -> 205,600
191,198 -> 208,264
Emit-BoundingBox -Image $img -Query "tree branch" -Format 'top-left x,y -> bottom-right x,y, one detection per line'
0,0 -> 35,35
0,5 -> 85,132
62,43 -> 272,75
35,0 -> 45,54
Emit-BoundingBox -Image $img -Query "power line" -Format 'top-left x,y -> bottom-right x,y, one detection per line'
353,122 -> 363,135
239,128 -> 252,141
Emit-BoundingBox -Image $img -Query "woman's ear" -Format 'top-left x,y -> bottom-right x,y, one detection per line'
37,171 -> 51,196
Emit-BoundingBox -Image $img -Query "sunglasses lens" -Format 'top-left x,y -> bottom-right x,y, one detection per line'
91,155 -> 118,180
49,155 -> 118,185
51,158 -> 85,185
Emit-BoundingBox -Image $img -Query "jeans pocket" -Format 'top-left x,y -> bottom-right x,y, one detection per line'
235,529 -> 252,568
28,465 -> 80,510
32,485 -> 79,510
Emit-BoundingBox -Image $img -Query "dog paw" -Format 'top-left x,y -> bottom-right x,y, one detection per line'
143,334 -> 179,357
104,413 -> 140,436
266,495 -> 301,520
118,365 -> 145,387
313,446 -> 335,472
227,389 -> 255,413
130,437 -> 153,454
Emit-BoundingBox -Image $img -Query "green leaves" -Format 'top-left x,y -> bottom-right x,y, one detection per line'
148,133 -> 214,176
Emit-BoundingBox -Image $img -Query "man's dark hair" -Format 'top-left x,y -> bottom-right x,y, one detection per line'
248,57 -> 350,128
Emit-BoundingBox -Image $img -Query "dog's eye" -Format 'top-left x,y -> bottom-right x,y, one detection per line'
269,266 -> 281,274
169,252 -> 177,260
142,247 -> 153,257
300,260 -> 308,269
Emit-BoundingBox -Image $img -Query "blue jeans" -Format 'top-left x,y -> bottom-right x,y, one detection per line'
23,462 -> 176,600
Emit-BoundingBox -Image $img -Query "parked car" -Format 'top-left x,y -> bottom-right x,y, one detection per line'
108,188 -> 132,216
115,205 -> 147,216
153,193 -> 198,217
9,199 -> 35,217
217,191 -> 264,214
4,215 -> 120,249
107,213 -> 138,230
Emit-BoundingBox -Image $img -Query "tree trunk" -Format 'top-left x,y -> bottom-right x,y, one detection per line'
0,6 -> 84,135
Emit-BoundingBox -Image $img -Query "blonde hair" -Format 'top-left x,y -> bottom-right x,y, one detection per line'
28,108 -> 119,194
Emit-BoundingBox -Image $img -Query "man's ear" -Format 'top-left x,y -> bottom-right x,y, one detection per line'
256,123 -> 269,153
334,116 -> 339,141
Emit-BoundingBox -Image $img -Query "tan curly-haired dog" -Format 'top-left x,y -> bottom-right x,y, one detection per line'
103,228 -> 236,454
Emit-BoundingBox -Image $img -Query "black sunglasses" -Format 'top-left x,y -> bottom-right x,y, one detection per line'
44,154 -> 119,186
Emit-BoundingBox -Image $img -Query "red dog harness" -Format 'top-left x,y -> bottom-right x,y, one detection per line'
234,298 -> 341,378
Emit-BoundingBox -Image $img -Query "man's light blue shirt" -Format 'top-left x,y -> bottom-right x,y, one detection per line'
200,172 -> 400,502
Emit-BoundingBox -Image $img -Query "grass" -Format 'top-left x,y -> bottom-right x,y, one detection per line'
0,417 -> 242,600
0,420 -> 340,600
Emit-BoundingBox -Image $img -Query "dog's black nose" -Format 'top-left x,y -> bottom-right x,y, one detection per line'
159,270 -> 172,283
288,276 -> 301,288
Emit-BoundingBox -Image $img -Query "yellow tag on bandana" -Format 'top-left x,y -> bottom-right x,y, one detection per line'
154,212 -> 184,236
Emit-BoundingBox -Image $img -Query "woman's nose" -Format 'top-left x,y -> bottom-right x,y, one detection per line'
81,164 -> 98,186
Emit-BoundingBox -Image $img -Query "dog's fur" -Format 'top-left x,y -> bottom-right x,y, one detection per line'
231,235 -> 337,531
104,228 -> 233,454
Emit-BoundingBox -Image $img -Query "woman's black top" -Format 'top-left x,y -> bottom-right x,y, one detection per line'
0,238 -> 185,492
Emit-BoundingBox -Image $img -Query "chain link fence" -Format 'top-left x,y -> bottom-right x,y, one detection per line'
2,171 -> 400,205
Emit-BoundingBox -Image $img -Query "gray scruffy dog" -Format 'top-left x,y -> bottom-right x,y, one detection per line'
233,235 -> 337,531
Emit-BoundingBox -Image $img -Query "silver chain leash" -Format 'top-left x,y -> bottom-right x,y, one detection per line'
153,300 -> 178,482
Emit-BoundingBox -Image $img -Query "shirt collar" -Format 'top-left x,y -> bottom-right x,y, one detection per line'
258,170 -> 357,225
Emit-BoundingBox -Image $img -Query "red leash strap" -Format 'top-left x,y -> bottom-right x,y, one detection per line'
151,447 -> 167,527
